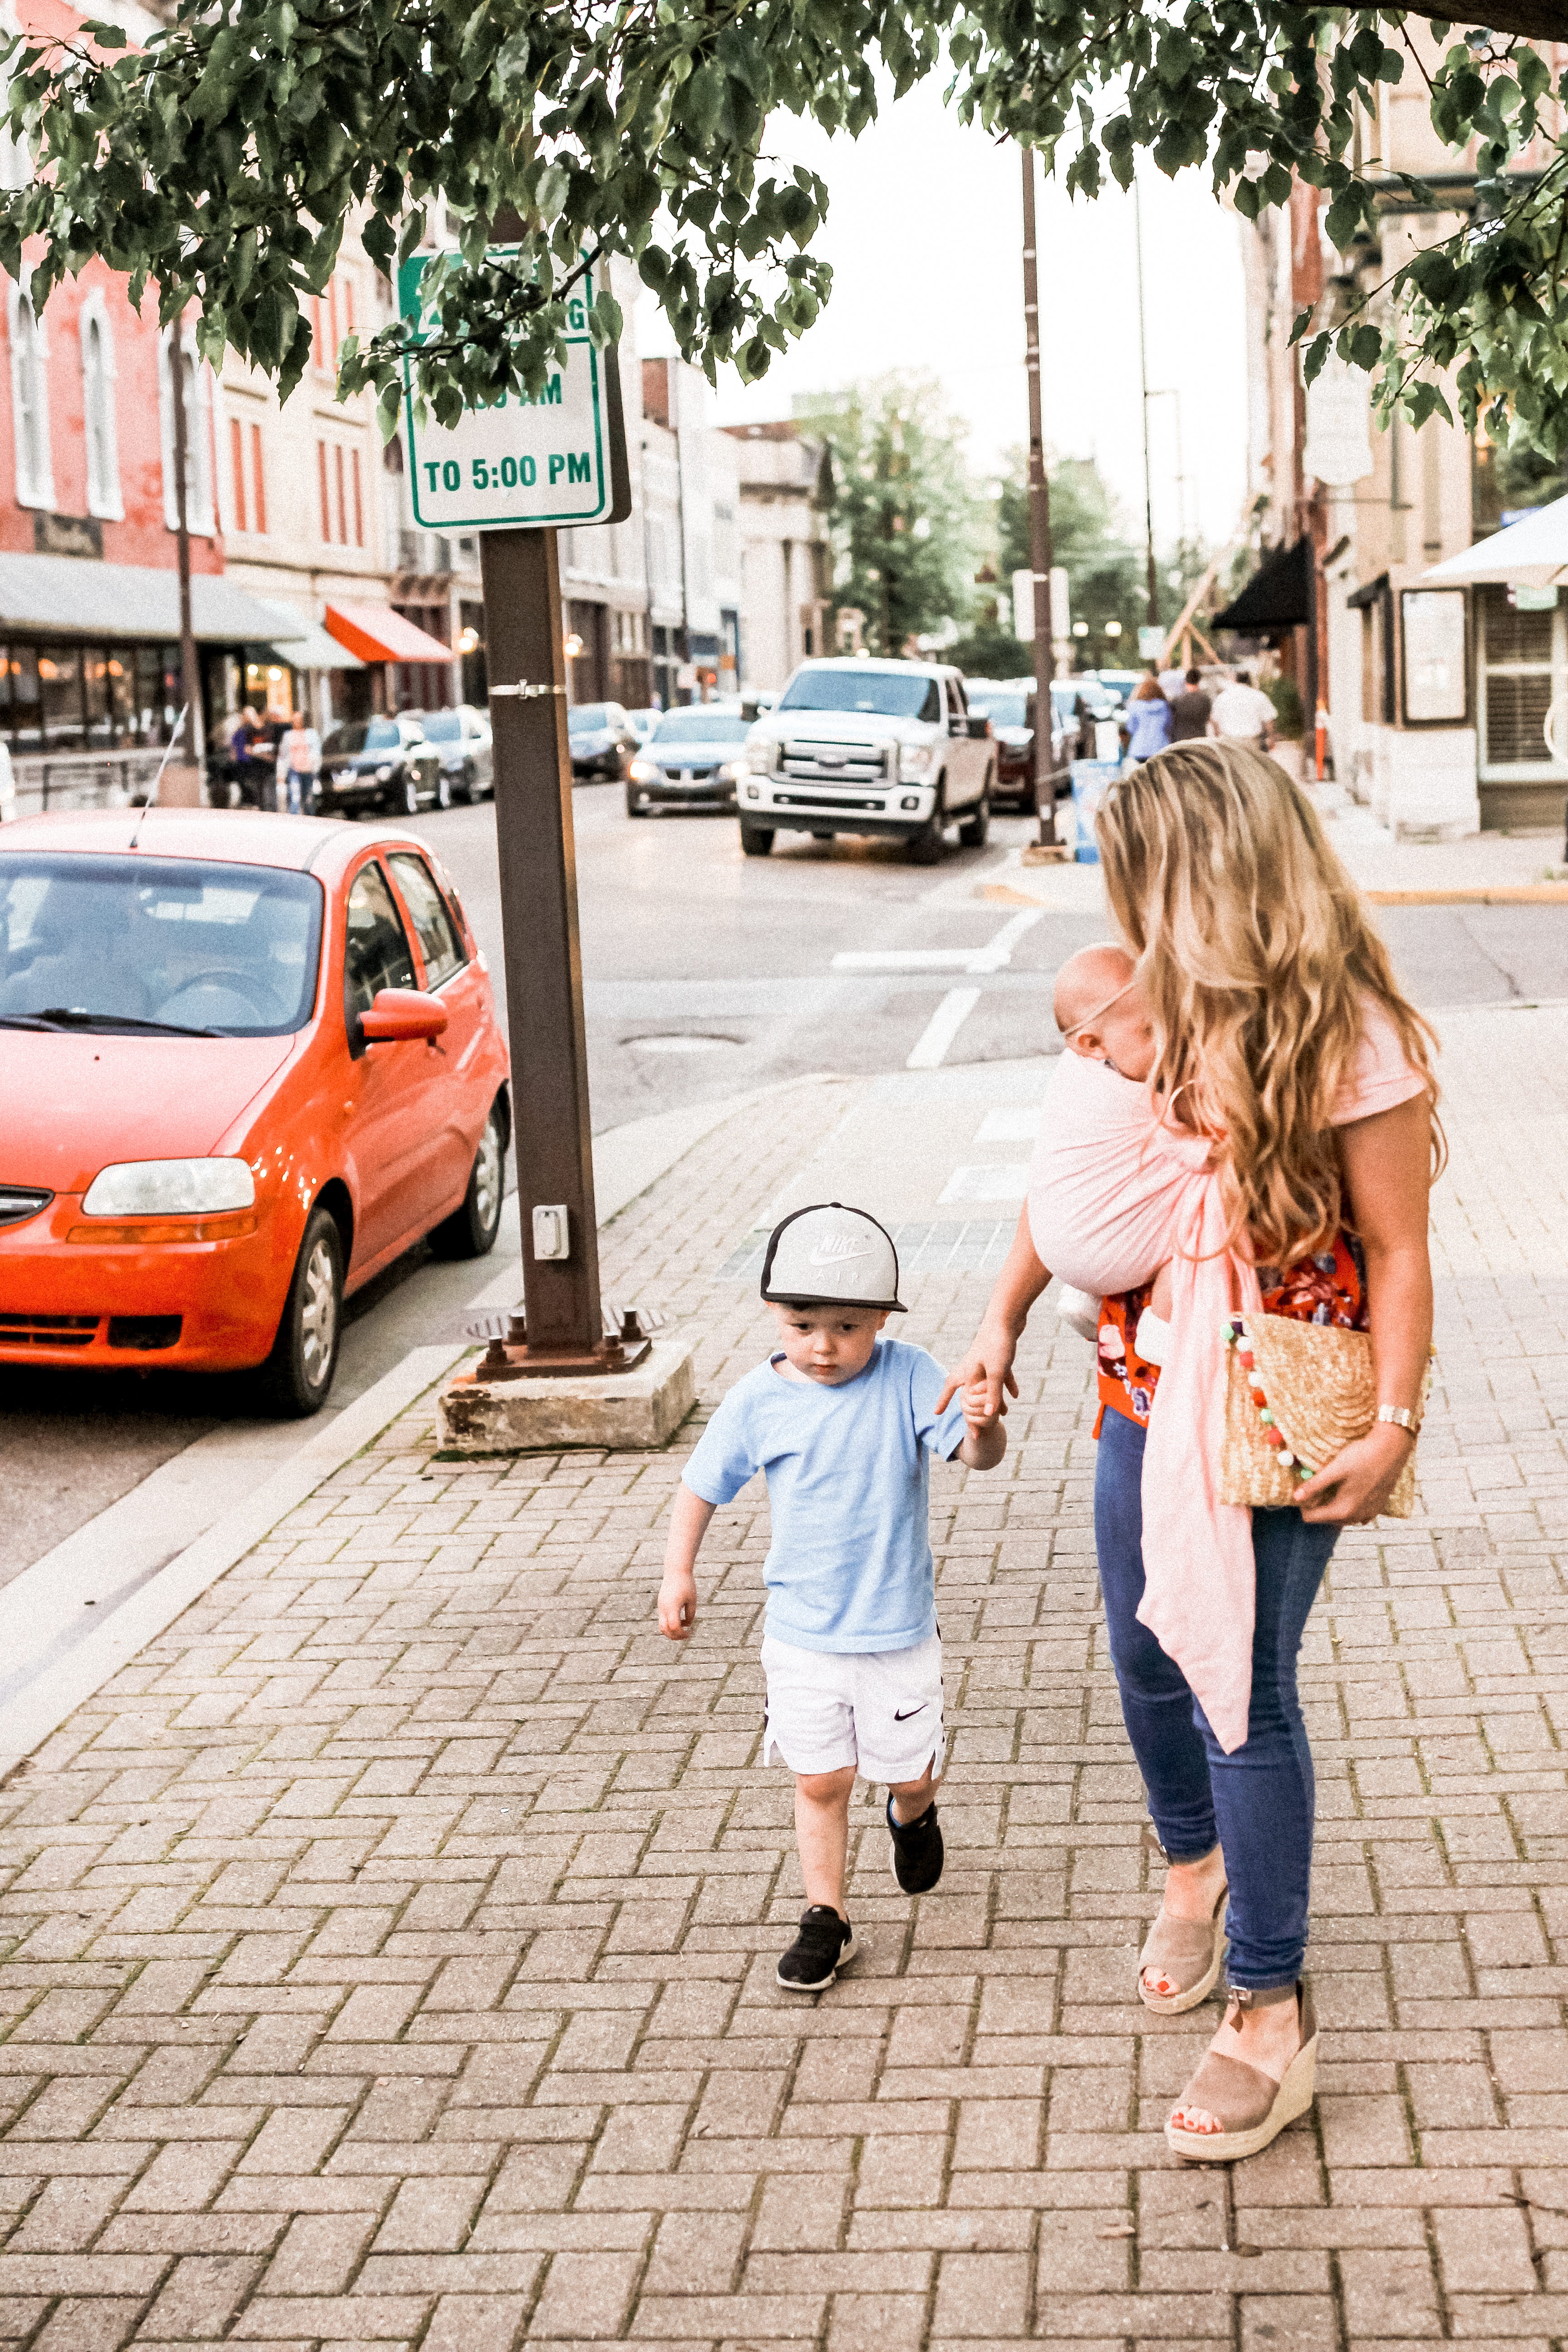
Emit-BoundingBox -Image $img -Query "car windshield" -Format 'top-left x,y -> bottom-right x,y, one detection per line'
569,704 -> 613,731
0,853 -> 324,1037
777,669 -> 941,721
975,694 -> 1029,729
651,712 -> 750,744
322,718 -> 402,758
420,712 -> 462,742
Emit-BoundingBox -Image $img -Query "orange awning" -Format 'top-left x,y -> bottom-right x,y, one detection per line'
323,602 -> 453,666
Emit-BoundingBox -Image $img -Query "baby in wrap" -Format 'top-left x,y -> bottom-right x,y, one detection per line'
1030,942 -> 1268,1754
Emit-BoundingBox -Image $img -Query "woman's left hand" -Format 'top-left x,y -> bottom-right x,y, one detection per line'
1294,1424 -> 1415,1524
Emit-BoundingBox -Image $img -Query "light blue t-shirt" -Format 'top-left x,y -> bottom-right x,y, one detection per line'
681,1337 -> 968,1654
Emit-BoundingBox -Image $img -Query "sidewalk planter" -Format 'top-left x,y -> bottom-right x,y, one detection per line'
436,1331 -> 696,1454
1068,759 -> 1120,862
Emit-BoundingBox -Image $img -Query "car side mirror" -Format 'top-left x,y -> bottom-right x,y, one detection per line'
966,715 -> 991,741
358,987 -> 449,1045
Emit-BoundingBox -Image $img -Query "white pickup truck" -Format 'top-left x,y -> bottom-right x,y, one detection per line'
735,657 -> 995,864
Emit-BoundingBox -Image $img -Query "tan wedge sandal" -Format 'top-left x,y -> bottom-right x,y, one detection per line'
1165,1981 -> 1318,2162
1137,1837 -> 1228,2014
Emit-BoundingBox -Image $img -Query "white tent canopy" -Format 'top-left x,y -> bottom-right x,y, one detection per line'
1422,492 -> 1568,588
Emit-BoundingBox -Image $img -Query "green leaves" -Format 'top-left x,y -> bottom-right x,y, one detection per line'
7,0 -> 1568,464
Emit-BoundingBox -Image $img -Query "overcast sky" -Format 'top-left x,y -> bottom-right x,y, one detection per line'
640,75 -> 1251,560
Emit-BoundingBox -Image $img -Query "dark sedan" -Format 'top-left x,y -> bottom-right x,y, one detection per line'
625,708 -> 751,816
568,702 -> 640,781
315,717 -> 447,818
967,686 -> 1041,811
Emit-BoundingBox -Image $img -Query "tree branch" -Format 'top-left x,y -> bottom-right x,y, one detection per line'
1377,0 -> 1568,42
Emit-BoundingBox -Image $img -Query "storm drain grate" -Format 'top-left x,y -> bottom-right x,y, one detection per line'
716,1218 -> 1019,1283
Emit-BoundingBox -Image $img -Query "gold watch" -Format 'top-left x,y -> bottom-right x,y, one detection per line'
1376,1404 -> 1421,1438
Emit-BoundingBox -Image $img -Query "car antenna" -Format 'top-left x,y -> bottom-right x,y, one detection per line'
127,707 -> 189,852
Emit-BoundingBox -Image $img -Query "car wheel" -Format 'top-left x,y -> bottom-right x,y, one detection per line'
959,785 -> 991,849
740,821 -> 774,857
428,1099 -> 508,1260
435,766 -> 453,811
390,770 -> 419,818
459,759 -> 477,805
258,1205 -> 343,1417
625,787 -> 646,817
905,785 -> 946,865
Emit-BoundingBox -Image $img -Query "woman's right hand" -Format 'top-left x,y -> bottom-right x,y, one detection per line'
936,1320 -> 1021,1421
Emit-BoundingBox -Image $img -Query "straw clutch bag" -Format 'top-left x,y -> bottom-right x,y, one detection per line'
1219,1313 -> 1423,1517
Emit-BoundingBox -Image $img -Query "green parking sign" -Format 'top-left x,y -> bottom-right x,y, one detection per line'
397,250 -> 627,530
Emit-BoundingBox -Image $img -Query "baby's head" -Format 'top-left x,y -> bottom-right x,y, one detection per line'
1053,943 -> 1157,1082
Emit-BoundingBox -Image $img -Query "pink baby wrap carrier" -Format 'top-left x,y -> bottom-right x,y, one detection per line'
1027,1012 -> 1427,1754
1028,1051 -> 1261,1753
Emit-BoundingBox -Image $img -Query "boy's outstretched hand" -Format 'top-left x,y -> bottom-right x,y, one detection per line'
658,1568 -> 699,1642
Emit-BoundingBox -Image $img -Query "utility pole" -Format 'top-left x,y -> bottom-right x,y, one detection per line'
1021,146 -> 1058,843
164,310 -> 204,804
1132,176 -> 1159,632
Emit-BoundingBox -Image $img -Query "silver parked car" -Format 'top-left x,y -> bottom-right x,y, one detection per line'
625,707 -> 752,816
412,706 -> 493,802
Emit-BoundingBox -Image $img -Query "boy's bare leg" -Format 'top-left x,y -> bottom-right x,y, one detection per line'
795,1768 -> 857,1915
889,1758 -> 938,1825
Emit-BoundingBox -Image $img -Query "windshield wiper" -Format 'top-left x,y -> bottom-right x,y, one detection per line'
30,1007 -> 225,1039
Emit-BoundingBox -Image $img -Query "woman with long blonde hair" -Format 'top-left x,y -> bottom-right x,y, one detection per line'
941,741 -> 1439,2160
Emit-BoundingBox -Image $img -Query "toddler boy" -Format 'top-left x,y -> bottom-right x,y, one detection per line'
657,1203 -> 1005,1991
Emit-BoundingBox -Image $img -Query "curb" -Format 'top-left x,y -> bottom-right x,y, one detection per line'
1363,883 -> 1568,905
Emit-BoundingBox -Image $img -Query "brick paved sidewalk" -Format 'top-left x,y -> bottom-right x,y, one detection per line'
0,1014 -> 1566,2352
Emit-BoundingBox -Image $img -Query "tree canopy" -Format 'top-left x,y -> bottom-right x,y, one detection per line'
7,0 -> 1568,457
797,375 -> 980,653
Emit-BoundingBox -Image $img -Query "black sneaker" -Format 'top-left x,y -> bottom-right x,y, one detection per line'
776,1905 -> 857,1991
887,1795 -> 944,1894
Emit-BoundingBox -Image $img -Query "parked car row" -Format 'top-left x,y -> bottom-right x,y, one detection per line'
312,708 -> 493,819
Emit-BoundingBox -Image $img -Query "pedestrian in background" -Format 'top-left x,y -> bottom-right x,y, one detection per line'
1210,669 -> 1276,750
277,710 -> 320,816
1121,672 -> 1171,764
1167,667 -> 1213,744
227,706 -> 269,809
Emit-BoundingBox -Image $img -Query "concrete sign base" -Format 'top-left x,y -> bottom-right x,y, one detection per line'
436,1333 -> 696,1455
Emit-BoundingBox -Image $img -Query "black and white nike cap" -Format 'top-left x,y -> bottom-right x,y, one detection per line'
760,1202 -> 906,1313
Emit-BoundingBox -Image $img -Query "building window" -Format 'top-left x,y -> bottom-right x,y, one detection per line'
159,327 -> 215,534
335,444 -> 347,546
8,285 -> 53,510
318,440 -> 333,542
230,415 -> 248,533
250,421 -> 267,534
351,446 -> 364,547
79,297 -> 122,521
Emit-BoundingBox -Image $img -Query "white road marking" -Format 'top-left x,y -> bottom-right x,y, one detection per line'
906,988 -> 982,1070
939,1162 -> 1031,1203
834,904 -> 1047,976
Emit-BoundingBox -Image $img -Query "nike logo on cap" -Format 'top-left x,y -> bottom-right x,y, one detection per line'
808,1232 -> 876,1267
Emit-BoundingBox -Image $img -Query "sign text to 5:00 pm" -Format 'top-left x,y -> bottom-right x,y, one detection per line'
421,452 -> 594,494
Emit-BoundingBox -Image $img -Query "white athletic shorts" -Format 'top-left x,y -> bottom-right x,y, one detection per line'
760,1632 -> 945,1785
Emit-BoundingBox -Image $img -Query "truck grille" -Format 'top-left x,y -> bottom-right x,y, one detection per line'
782,742 -> 888,784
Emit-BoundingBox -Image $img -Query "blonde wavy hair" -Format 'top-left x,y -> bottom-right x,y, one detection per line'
1094,740 -> 1442,1266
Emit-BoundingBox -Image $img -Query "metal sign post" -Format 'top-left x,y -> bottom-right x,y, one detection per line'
406,249 -> 632,1374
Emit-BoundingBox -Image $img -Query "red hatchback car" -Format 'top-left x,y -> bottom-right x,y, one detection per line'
0,809 -> 511,1412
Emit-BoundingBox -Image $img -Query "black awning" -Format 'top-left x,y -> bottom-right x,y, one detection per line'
1213,538 -> 1313,630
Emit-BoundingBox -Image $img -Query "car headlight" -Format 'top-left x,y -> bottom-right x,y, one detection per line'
715,762 -> 739,783
745,739 -> 779,775
628,759 -> 657,783
375,764 -> 394,781
899,742 -> 936,782
83,1158 -> 256,1217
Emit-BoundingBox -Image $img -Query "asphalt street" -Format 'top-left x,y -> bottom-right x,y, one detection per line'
5,780 -> 1567,1577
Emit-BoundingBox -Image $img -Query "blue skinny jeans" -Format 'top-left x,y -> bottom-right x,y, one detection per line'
1093,1408 -> 1340,1989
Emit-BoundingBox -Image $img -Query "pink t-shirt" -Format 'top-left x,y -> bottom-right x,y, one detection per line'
1329,999 -> 1428,1127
